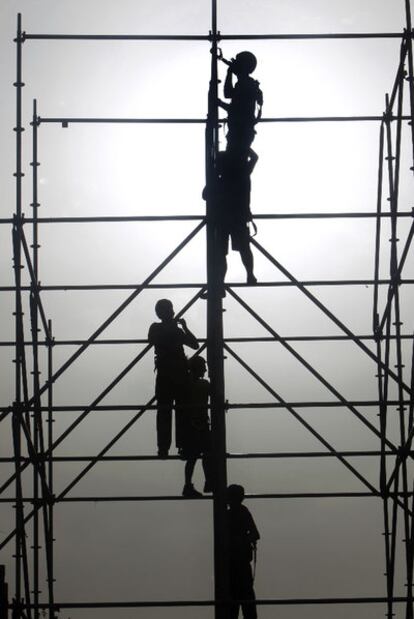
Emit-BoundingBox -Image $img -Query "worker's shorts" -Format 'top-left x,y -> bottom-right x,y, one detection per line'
218,221 -> 250,255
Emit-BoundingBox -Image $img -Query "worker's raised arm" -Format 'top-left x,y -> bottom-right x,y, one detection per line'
217,98 -> 230,112
176,318 -> 199,350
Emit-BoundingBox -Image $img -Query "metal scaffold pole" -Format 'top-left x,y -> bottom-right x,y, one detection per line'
30,99 -> 56,619
206,1 -> 230,617
46,319 -> 55,619
12,13 -> 29,619
30,98 -> 41,619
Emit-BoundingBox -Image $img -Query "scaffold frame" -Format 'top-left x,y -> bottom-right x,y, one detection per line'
2,1 -> 414,618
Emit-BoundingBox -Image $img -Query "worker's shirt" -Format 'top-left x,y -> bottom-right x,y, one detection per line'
148,322 -> 191,376
227,504 -> 260,562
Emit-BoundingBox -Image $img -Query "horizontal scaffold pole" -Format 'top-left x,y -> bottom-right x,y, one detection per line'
0,399 -> 411,413
1,278 -> 414,293
0,491 -> 413,503
1,334 -> 414,347
0,211 -> 412,225
4,595 -> 412,610
22,31 -> 409,41
36,114 -> 411,124
0,450 -> 411,464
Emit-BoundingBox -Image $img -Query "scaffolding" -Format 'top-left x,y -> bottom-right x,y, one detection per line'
1,1 -> 414,617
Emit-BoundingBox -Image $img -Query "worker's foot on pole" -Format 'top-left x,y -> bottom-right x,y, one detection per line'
157,449 -> 169,459
247,273 -> 257,285
200,286 -> 226,299
182,483 -> 203,498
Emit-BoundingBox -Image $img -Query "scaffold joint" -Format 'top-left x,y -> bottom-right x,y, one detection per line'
30,589 -> 42,596
46,335 -> 56,348
208,29 -> 222,42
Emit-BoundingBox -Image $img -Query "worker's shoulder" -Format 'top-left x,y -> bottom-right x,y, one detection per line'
148,321 -> 178,339
148,321 -> 161,334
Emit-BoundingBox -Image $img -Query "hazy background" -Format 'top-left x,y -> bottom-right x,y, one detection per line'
1,1 -> 414,618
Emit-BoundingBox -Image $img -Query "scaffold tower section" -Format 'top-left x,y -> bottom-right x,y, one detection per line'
1,2 -> 414,618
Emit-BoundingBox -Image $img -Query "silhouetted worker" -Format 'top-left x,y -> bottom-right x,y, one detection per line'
204,149 -> 258,293
148,299 -> 199,458
218,50 -> 263,156
181,356 -> 214,498
227,484 -> 260,619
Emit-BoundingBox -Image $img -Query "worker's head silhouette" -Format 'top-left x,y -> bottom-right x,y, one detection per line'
227,484 -> 245,506
189,355 -> 207,378
155,299 -> 174,321
233,51 -> 257,76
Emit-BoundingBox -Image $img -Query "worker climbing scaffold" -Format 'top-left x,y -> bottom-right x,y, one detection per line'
204,49 -> 263,294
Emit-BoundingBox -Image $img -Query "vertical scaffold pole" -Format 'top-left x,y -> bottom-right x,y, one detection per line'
390,77 -> 413,619
30,98 -> 40,619
30,99 -> 55,619
206,2 -> 229,618
12,13 -> 25,619
47,319 -> 55,619
374,119 -> 393,617
403,24 -> 414,613
13,12 -> 24,395
373,121 -> 384,338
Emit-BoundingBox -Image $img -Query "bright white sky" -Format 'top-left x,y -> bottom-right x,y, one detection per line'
1,2 -> 414,619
